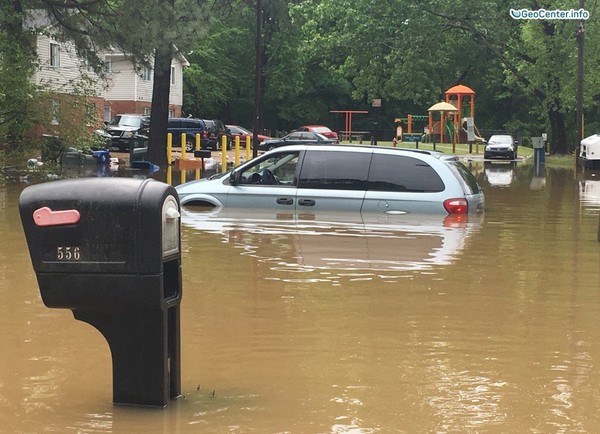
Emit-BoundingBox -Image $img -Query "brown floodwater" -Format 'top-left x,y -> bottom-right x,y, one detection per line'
2,160 -> 600,432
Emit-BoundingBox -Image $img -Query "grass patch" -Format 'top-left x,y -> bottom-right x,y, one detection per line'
371,140 -> 578,168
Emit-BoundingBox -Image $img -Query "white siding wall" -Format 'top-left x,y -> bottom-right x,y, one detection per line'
34,34 -> 185,107
33,34 -> 105,96
105,56 -> 184,105
170,60 -> 184,106
104,55 -> 136,100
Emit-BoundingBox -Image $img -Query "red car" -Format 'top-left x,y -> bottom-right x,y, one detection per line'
296,125 -> 339,142
227,125 -> 271,145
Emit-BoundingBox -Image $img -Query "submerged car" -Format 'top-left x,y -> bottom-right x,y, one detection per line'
259,131 -> 336,151
175,144 -> 485,215
484,134 -> 518,160
167,117 -> 207,151
227,125 -> 271,146
296,125 -> 339,142
202,119 -> 232,150
103,114 -> 150,152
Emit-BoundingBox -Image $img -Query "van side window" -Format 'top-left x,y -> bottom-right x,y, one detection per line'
298,150 -> 370,190
238,151 -> 299,186
368,154 -> 445,192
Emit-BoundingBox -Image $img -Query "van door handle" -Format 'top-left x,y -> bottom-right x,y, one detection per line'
276,197 -> 294,205
298,199 -> 316,207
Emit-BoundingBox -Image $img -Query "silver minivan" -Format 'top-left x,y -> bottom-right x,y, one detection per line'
175,144 -> 484,215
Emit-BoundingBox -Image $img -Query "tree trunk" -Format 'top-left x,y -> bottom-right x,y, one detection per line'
146,43 -> 172,167
548,107 -> 568,155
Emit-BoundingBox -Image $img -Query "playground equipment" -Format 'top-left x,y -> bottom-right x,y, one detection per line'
394,114 -> 428,143
428,101 -> 458,144
330,109 -> 369,142
393,85 -> 484,145
444,85 -> 484,144
396,85 -> 484,146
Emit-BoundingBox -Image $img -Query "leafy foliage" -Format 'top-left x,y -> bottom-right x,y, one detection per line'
3,0 -> 599,158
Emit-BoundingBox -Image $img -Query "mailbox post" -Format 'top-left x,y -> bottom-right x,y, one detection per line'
19,178 -> 182,407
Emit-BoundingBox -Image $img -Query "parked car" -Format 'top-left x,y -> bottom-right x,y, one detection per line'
202,119 -> 232,150
175,144 -> 485,215
259,131 -> 336,151
296,125 -> 339,142
484,134 -> 518,160
227,125 -> 271,146
103,114 -> 150,152
167,117 -> 207,152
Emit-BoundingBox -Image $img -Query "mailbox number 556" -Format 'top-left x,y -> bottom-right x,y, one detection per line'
57,246 -> 81,261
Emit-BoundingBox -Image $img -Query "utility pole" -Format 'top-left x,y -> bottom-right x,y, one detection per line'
576,0 -> 585,154
252,0 -> 263,158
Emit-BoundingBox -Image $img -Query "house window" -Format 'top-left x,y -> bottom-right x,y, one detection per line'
50,43 -> 60,67
142,67 -> 151,81
168,109 -> 175,117
50,100 -> 60,125
143,107 -> 151,115
85,60 -> 94,73
103,107 -> 112,122
171,66 -> 175,85
104,59 -> 112,74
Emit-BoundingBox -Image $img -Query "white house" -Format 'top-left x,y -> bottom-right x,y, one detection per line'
31,14 -> 189,126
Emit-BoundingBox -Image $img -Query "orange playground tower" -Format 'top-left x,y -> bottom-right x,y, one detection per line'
445,84 -> 476,143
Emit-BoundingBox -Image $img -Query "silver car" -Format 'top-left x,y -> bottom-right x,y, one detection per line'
175,144 -> 485,215
484,134 -> 518,160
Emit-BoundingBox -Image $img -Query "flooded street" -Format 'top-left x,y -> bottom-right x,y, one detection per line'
2,160 -> 600,432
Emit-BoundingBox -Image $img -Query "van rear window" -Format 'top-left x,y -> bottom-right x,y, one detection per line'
367,154 -> 445,192
447,161 -> 481,195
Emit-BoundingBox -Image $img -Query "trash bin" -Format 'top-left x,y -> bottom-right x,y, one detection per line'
92,150 -> 110,165
19,178 -> 182,407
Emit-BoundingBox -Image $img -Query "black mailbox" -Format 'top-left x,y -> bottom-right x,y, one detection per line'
19,178 -> 182,407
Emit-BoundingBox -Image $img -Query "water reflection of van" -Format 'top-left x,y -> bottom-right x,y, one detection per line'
180,209 -> 482,272
484,161 -> 516,187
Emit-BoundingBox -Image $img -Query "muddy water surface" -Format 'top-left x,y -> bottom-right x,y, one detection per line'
2,162 -> 600,432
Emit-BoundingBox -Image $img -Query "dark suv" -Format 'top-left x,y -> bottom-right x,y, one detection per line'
104,114 -> 150,152
202,119 -> 232,150
167,117 -> 207,152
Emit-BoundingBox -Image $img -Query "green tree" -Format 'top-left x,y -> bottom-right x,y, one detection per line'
0,1 -> 39,157
1,0 -> 216,165
410,0 -> 594,154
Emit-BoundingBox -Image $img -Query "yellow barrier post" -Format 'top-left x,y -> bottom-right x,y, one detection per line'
221,135 -> 227,173
167,165 -> 172,185
234,136 -> 240,166
246,136 -> 251,161
181,133 -> 187,161
167,133 -> 173,164
195,133 -> 201,180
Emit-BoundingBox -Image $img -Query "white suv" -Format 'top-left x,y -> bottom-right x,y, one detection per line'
175,144 -> 485,215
